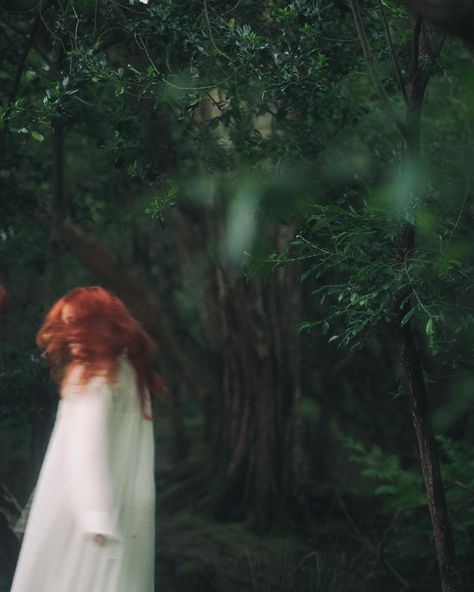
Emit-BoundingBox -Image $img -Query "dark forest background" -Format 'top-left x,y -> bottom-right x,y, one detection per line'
1,1 -> 473,591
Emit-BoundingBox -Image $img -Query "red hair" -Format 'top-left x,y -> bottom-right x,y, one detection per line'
36,286 -> 164,420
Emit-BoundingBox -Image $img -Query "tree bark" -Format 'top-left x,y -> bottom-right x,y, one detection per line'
203,201 -> 301,530
397,307 -> 463,592
154,180 -> 303,529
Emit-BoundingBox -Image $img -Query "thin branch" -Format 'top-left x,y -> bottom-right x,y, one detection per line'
218,0 -> 241,18
70,2 -> 80,42
203,0 -> 231,63
203,90 -> 227,112
377,0 -> 407,103
38,4 -> 65,51
337,493 -> 412,590
349,0 -> 407,138
136,35 -> 236,91
445,153 -> 474,251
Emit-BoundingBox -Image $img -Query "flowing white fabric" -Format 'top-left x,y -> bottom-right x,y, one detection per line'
10,356 -> 155,592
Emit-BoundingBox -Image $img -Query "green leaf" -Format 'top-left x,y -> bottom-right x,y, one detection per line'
401,305 -> 417,326
31,131 -> 44,143
425,317 -> 434,336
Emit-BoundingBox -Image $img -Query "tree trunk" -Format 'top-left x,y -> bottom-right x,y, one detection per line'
351,3 -> 462,588
395,16 -> 464,592
203,202 -> 301,530
397,307 -> 463,592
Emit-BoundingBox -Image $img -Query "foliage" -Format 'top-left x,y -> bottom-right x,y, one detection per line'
339,432 -> 474,574
281,192 -> 473,365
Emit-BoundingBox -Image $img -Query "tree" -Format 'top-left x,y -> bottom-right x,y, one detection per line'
273,2 -> 471,589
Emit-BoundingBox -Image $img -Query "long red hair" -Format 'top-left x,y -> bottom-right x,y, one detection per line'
36,286 -> 164,420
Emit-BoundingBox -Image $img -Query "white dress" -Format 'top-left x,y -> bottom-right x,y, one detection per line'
10,356 -> 155,592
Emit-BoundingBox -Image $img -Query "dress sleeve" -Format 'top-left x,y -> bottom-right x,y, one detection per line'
63,374 -> 122,542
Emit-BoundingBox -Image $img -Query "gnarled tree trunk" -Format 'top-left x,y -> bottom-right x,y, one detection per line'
212,244 -> 301,530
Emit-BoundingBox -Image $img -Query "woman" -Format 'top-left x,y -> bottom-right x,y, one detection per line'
10,286 -> 163,592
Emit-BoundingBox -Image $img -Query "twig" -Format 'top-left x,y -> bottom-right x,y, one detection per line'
70,2 -> 80,42
203,90 -> 227,112
38,3 -> 65,51
219,0 -> 241,18
337,493 -> 412,589
445,152 -> 473,251
245,548 -> 258,591
136,35 -> 236,91
203,0 -> 231,63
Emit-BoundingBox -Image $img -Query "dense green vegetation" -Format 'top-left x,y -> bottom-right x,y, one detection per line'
1,1 -> 473,591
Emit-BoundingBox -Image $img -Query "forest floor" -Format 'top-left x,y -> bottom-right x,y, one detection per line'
153,417 -> 312,592
152,414 -> 369,592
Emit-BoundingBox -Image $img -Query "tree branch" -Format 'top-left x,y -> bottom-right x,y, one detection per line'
377,0 -> 408,103
349,0 -> 408,137
446,151 -> 474,251
0,15 -> 40,155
